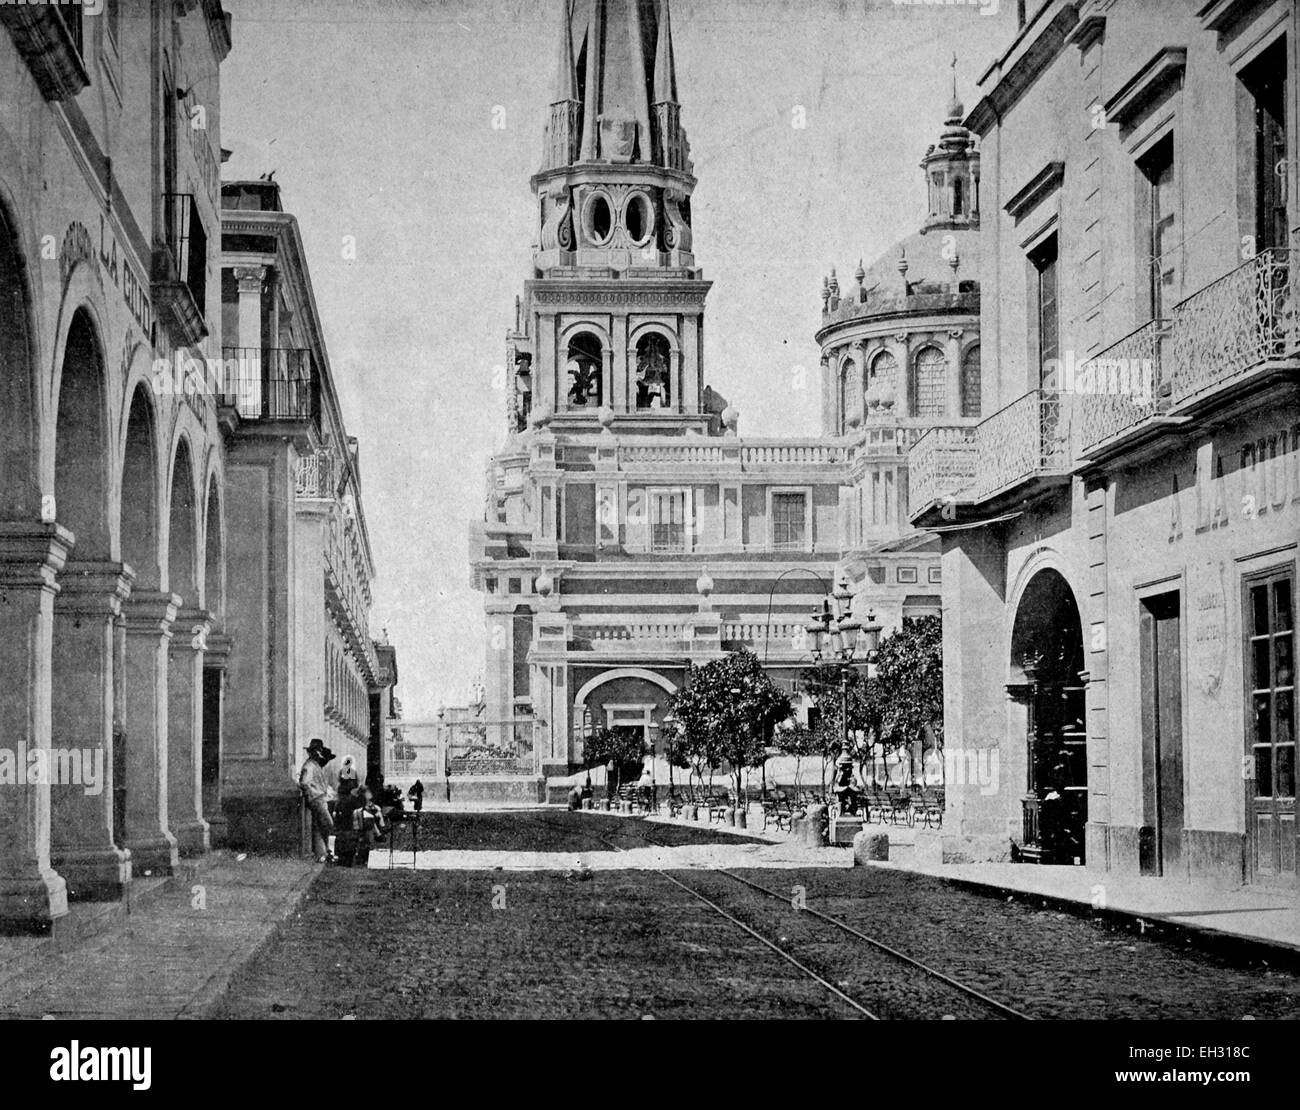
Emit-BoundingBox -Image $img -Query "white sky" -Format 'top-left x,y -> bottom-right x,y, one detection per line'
220,0 -> 1018,718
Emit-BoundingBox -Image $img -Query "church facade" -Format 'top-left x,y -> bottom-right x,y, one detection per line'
468,0 -> 971,800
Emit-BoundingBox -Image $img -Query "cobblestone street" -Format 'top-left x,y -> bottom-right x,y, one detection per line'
213,812 -> 1300,1020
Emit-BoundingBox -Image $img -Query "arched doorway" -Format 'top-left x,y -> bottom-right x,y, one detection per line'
165,439 -> 209,855
0,202 -> 67,924
50,308 -> 125,898
200,475 -> 225,838
573,668 -> 678,791
116,385 -> 160,854
1010,568 -> 1087,864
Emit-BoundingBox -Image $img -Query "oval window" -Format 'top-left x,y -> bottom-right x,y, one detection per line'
586,194 -> 613,245
624,192 -> 653,245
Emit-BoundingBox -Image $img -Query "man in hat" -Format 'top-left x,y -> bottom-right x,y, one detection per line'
300,738 -> 336,862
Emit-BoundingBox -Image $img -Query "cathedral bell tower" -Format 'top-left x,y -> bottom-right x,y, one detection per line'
507,0 -> 715,437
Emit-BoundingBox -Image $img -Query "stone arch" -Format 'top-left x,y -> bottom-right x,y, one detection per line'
626,320 -> 679,355
166,436 -> 199,606
836,351 -> 858,434
0,190 -> 41,521
633,331 -> 673,410
54,307 -> 112,560
563,327 -> 605,409
573,667 -> 678,711
1008,562 -> 1089,864
119,383 -> 162,589
868,348 -> 899,406
202,471 -> 224,621
961,342 -> 982,419
910,344 -> 948,419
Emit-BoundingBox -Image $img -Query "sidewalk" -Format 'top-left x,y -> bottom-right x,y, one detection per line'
0,851 -> 319,1019
860,822 -> 1300,960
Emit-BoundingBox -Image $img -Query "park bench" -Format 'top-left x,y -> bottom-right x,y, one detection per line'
761,795 -> 794,832
917,789 -> 945,829
885,788 -> 913,827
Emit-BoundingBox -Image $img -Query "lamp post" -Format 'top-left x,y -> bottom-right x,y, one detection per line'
661,711 -> 678,799
805,576 -> 881,809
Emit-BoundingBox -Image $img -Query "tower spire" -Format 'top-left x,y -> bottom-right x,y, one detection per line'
654,0 -> 679,106
542,0 -> 581,169
552,0 -> 576,103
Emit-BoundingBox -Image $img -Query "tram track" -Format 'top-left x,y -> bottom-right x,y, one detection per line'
535,812 -> 1033,1020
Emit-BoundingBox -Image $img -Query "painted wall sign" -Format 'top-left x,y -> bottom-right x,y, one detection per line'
61,218 -> 154,338
1190,562 -> 1228,698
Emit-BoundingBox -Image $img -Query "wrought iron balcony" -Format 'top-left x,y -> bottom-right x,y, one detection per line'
1077,318 -> 1170,455
973,389 -> 1072,501
1169,248 -> 1294,407
153,193 -> 209,347
907,391 -> 1073,520
0,2 -> 89,100
219,347 -> 320,424
907,425 -> 979,514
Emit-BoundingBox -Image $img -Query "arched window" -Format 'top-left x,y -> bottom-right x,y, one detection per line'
635,333 -> 671,410
953,177 -> 965,217
839,358 -> 856,433
910,346 -> 947,418
868,350 -> 898,408
566,332 -> 603,407
961,344 -> 981,418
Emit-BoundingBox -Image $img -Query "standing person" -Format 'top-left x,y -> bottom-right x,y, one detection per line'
299,738 -> 336,862
352,786 -> 387,867
337,755 -> 359,802
408,779 -> 425,813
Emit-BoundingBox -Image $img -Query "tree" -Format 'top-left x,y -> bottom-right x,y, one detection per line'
668,650 -> 793,803
583,725 -> 645,795
872,615 -> 944,784
799,663 -> 880,787
772,722 -> 829,792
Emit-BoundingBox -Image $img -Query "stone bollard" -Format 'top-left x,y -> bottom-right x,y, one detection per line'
792,804 -> 829,848
853,830 -> 889,865
736,807 -> 747,830
724,806 -> 735,827
684,804 -> 698,822
582,797 -> 594,811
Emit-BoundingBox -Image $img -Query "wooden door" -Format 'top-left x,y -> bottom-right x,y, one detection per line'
1140,594 -> 1184,876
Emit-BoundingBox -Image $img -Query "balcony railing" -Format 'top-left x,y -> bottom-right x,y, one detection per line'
219,347 -> 320,423
740,442 -> 845,466
1169,248 -> 1293,406
581,622 -> 691,642
907,425 -> 979,511
906,391 -> 1072,516
1077,318 -> 1168,454
973,389 -> 1072,500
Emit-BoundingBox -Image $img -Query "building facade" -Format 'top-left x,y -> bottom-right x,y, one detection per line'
0,0 -> 233,929
218,180 -> 395,850
911,0 -> 1299,887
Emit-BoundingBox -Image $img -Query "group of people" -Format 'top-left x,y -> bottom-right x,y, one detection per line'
299,738 -> 428,865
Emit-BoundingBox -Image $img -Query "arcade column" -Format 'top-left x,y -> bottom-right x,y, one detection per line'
0,523 -> 72,931
50,560 -> 134,900
120,590 -> 181,874
167,607 -> 212,856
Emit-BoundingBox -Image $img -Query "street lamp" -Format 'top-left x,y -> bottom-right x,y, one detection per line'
805,576 -> 880,810
661,710 -> 679,799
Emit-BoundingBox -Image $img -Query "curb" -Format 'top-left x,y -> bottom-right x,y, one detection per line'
883,866 -> 1300,971
178,861 -> 323,1019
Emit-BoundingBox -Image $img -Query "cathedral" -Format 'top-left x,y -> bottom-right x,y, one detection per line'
465,0 -> 978,802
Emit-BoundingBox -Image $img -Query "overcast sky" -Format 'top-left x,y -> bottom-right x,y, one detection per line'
220,0 -> 1017,719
